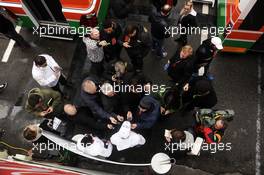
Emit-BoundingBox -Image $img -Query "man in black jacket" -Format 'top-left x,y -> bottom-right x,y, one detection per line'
149,4 -> 171,58
80,77 -> 122,125
175,1 -> 197,46
100,20 -> 123,62
0,8 -> 29,48
99,82 -> 124,120
103,60 -> 135,85
122,24 -> 151,72
131,96 -> 160,130
194,37 -> 223,76
63,104 -> 113,133
182,78 -> 217,111
167,45 -> 194,89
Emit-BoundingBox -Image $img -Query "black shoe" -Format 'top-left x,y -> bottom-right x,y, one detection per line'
0,128 -> 5,139
174,38 -> 187,46
174,37 -> 183,42
0,83 -> 7,92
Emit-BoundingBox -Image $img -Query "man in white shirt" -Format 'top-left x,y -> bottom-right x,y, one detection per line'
72,134 -> 113,158
32,54 -> 68,94
110,121 -> 146,151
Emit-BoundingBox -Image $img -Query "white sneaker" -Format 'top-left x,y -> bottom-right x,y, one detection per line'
0,83 -> 7,91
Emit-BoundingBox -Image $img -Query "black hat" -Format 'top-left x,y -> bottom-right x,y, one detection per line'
164,88 -> 180,109
139,98 -> 152,110
194,79 -> 212,94
103,19 -> 113,29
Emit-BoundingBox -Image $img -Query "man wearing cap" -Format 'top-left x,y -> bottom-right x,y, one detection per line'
131,96 -> 161,130
194,37 -> 223,76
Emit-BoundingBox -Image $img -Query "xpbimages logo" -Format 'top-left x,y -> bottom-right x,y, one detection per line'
32,25 -> 96,38
98,82 -> 167,96
164,25 -> 232,37
164,141 -> 232,154
32,140 -> 93,154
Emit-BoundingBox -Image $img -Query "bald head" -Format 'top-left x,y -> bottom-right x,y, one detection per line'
64,104 -> 77,116
82,79 -> 97,94
161,4 -> 172,16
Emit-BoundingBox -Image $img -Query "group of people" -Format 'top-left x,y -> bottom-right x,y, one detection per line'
0,0 -> 235,161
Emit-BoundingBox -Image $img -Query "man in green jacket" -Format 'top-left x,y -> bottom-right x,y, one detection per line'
25,88 -> 63,118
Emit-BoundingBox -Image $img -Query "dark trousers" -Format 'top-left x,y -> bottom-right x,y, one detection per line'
130,56 -> 143,71
104,45 -> 122,63
179,34 -> 187,46
152,37 -> 165,56
90,61 -> 104,77
52,75 -> 67,95
5,27 -> 29,47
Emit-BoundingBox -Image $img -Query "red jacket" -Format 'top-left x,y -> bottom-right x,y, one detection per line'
203,127 -> 224,144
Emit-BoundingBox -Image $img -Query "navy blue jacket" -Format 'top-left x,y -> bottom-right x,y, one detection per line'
136,96 -> 161,129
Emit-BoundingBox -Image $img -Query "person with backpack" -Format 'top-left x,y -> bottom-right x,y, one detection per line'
194,37 -> 223,76
194,108 -> 234,143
